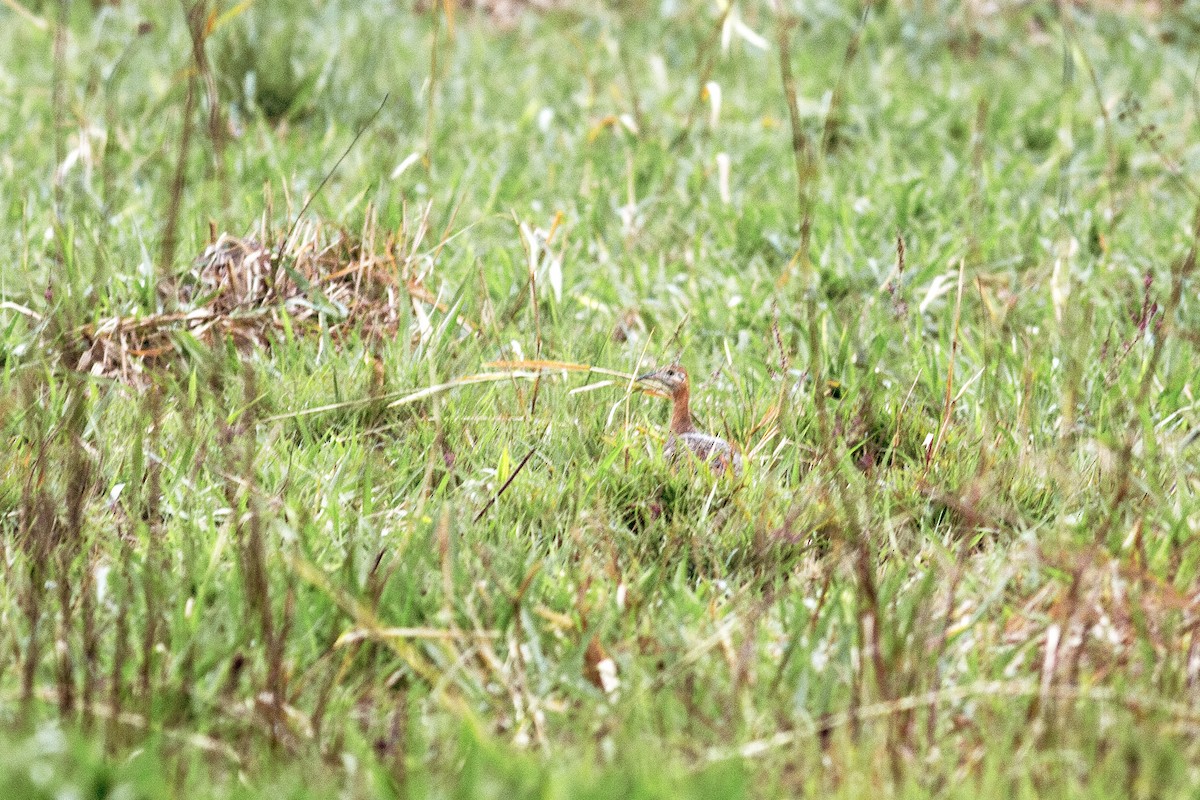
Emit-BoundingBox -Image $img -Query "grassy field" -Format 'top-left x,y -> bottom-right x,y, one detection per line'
2,0 -> 1200,796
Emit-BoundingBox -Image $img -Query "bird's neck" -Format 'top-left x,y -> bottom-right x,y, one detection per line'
670,385 -> 695,435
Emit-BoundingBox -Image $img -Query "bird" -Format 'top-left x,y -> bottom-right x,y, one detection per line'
636,364 -> 743,476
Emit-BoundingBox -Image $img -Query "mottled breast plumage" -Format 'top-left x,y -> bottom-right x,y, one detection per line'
665,432 -> 744,476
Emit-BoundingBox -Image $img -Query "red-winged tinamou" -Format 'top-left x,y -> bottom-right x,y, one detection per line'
636,364 -> 743,476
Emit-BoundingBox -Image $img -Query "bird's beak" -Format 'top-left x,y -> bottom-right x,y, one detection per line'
635,370 -> 671,397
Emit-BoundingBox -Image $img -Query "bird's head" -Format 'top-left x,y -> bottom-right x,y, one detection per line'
636,364 -> 689,397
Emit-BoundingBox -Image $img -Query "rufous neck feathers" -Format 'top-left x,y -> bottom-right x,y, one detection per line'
669,383 -> 694,435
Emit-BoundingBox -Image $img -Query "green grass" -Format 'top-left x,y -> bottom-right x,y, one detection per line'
2,0 -> 1200,797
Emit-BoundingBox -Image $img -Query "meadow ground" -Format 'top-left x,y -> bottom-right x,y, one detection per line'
2,0 -> 1200,797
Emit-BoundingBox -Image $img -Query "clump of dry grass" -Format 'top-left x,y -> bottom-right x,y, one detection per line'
74,207 -> 455,386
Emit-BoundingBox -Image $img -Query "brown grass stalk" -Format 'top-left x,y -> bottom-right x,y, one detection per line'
668,3 -> 733,152
1091,204 -> 1200,551
159,2 -> 208,294
474,444 -> 540,523
51,0 -> 67,219
222,366 -> 290,745
55,385 -> 93,721
926,258 -> 966,470
772,0 -> 815,288
774,1 -> 871,289
17,377 -> 53,727
819,2 -> 873,158
186,0 -> 227,209
137,386 -> 165,723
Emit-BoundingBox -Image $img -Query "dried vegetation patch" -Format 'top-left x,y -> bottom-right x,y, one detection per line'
74,208 -> 459,385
